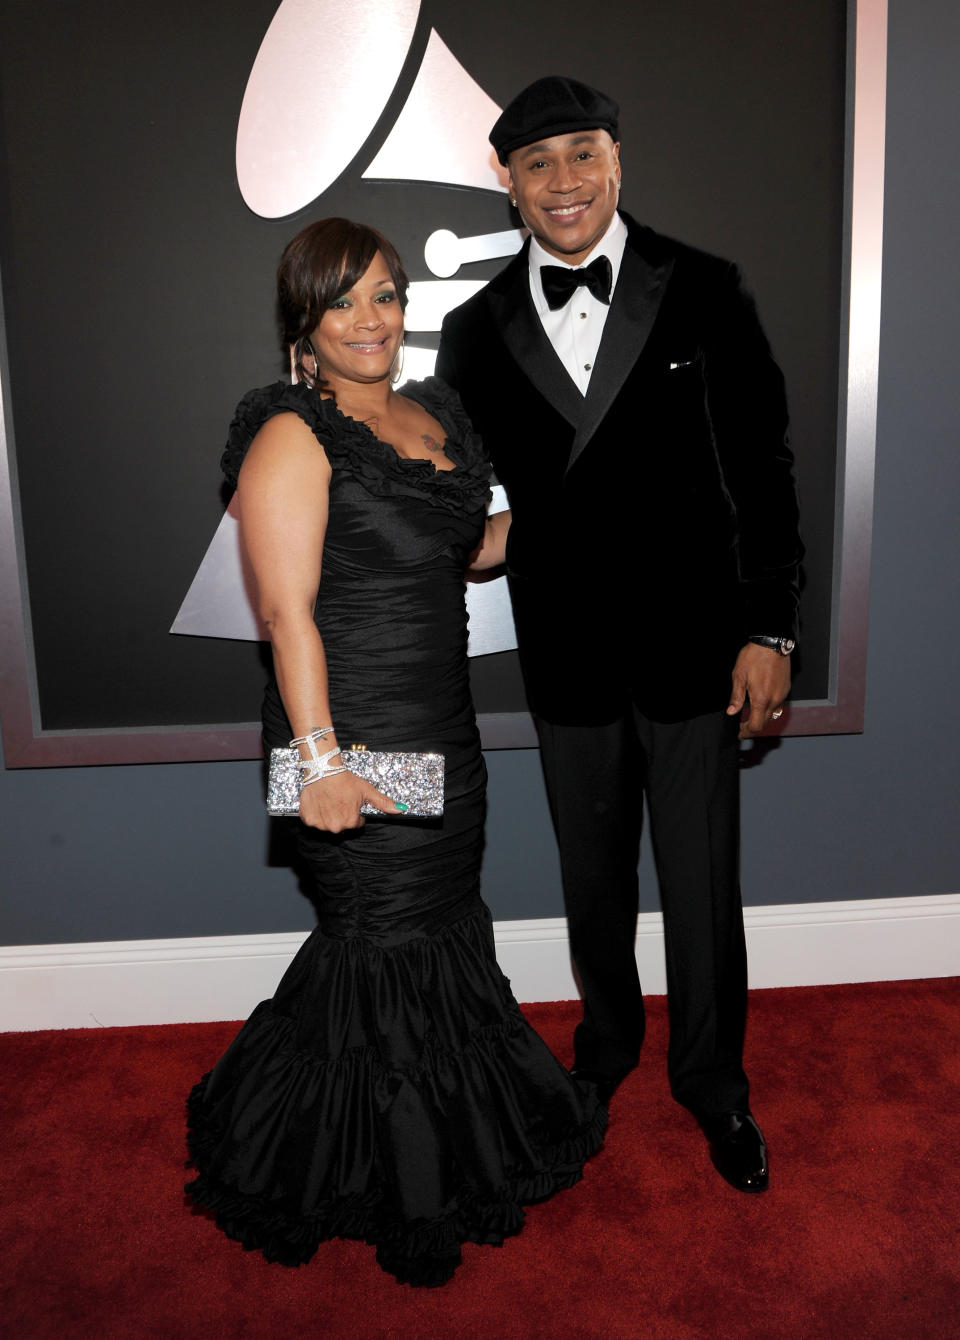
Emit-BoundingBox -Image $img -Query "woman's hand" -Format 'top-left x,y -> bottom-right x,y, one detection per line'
298,768 -> 399,832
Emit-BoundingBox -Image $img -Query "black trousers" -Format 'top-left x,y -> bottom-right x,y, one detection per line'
536,707 -> 749,1119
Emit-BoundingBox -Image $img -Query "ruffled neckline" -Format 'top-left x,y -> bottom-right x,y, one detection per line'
221,378 -> 491,517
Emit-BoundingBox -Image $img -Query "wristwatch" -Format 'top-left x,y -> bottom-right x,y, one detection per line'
748,634 -> 795,656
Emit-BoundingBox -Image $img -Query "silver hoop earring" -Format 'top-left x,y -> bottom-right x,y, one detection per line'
390,339 -> 405,386
294,336 -> 320,386
306,339 -> 321,386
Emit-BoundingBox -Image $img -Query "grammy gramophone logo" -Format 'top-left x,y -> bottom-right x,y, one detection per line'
172,0 -> 520,655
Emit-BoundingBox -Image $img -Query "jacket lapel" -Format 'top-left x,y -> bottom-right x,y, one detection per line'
565,226 -> 674,474
484,246 -> 584,430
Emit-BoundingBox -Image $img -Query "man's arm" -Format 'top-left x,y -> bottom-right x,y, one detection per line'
704,263 -> 803,735
435,313 -> 460,390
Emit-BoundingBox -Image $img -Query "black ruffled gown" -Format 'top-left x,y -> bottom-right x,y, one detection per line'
185,378 -> 606,1286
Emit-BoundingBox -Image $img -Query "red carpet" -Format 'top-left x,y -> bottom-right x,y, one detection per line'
3,980 -> 959,1338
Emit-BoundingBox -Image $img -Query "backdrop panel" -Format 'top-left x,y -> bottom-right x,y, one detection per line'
0,0 -> 881,765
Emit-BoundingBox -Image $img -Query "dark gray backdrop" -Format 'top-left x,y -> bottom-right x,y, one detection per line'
1,0 -> 959,945
0,0 -> 842,739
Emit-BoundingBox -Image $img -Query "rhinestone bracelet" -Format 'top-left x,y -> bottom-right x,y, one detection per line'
289,726 -> 347,788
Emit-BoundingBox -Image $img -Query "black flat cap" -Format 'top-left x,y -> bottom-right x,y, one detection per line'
490,76 -> 620,165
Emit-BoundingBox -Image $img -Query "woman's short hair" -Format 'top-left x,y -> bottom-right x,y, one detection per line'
277,218 -> 409,387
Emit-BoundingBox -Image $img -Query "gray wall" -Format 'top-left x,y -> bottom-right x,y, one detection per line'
2,0 -> 958,946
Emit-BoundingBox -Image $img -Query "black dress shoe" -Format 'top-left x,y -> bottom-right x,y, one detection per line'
703,1111 -> 769,1193
569,1068 -> 626,1107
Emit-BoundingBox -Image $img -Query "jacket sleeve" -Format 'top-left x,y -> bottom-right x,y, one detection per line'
703,262 -> 804,640
435,313 -> 461,391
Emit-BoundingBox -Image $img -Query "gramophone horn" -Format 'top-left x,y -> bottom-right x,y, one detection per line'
362,29 -> 509,195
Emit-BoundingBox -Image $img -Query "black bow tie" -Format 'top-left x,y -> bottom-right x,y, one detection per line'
540,255 -> 613,311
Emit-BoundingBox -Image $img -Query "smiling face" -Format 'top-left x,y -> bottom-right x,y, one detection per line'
508,130 -> 621,266
310,251 -> 404,389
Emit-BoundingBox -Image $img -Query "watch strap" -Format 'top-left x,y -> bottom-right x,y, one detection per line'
748,634 -> 795,656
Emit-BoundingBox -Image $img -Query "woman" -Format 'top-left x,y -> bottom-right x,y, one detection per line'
185,218 -> 606,1287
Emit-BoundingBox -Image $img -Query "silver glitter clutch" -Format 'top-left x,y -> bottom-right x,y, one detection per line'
266,746 -> 445,818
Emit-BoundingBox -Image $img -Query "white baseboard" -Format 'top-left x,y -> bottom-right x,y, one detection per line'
2,894 -> 958,1032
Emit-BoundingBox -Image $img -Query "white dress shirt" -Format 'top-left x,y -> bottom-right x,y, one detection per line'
528,212 -> 627,395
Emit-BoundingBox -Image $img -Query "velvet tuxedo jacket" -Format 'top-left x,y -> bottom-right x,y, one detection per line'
436,214 -> 802,725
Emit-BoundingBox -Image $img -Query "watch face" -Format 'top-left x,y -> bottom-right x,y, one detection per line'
780,638 -> 796,655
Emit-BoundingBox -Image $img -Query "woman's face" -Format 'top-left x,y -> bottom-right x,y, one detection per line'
310,251 -> 403,388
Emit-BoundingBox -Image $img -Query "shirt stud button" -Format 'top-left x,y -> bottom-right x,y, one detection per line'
584,362 -> 592,371
579,311 -> 587,319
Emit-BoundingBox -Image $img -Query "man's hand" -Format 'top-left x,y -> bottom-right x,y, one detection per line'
726,642 -> 791,739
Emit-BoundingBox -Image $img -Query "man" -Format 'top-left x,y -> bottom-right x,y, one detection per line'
437,76 -> 802,1194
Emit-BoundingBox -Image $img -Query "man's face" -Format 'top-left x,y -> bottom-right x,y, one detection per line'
508,130 -> 621,267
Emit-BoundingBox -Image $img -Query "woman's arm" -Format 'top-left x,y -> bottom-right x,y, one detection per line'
467,509 -> 511,572
236,412 -> 394,830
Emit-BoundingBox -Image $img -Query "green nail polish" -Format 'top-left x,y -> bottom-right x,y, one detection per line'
394,801 -> 409,813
